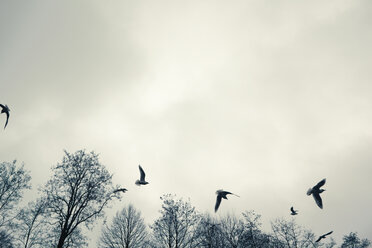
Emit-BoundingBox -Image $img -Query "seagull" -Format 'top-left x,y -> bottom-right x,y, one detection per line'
113,188 -> 128,194
315,231 -> 333,242
0,104 -> 10,129
214,190 -> 239,212
290,207 -> 298,215
135,165 -> 149,185
307,178 -> 326,209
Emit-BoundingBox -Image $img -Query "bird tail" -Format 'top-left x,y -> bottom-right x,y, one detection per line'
306,188 -> 312,195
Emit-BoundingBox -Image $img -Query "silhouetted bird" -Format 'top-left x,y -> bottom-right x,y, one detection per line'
316,231 -> 333,242
215,190 -> 239,212
0,104 -> 10,129
113,188 -> 128,194
135,165 -> 149,185
290,206 -> 298,215
307,178 -> 326,209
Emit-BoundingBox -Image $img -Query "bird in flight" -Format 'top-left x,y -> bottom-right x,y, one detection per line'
307,178 -> 326,209
0,104 -> 10,129
135,165 -> 149,185
290,206 -> 298,215
215,190 -> 239,212
315,231 -> 333,242
113,188 -> 128,194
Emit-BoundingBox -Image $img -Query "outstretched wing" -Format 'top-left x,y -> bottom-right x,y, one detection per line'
113,188 -> 127,193
290,207 -> 294,213
139,165 -> 146,181
4,111 -> 9,129
0,104 -> 4,109
314,178 -> 326,189
315,236 -> 322,242
215,194 -> 222,212
313,193 -> 323,209
324,231 -> 333,236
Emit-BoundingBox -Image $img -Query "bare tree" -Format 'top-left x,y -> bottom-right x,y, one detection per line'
151,194 -> 201,248
195,214 -> 226,248
41,150 -> 123,248
99,204 -> 148,248
0,160 -> 31,228
241,211 -> 272,248
14,199 -> 48,248
271,218 -> 316,248
219,214 -> 246,248
341,232 -> 371,248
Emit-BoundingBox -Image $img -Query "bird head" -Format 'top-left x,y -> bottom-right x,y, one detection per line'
319,189 -> 326,193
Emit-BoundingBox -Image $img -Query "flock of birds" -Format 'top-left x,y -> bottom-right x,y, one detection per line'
1,103 -> 332,243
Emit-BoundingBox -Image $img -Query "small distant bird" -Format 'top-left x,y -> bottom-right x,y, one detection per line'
316,231 -> 333,242
307,178 -> 326,209
113,188 -> 128,194
215,190 -> 239,212
135,165 -> 149,185
290,206 -> 298,215
0,104 -> 10,129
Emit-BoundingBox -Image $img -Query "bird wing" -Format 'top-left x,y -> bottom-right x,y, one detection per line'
324,231 -> 333,236
0,104 -> 4,109
314,178 -> 326,189
290,207 -> 294,213
139,165 -> 146,181
215,194 -> 222,212
313,193 -> 323,209
315,237 -> 322,242
4,111 -> 9,129
223,191 -> 233,197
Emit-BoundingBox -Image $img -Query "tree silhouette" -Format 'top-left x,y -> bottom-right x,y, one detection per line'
151,194 -> 201,248
0,161 -> 31,228
271,218 -> 316,248
194,214 -> 226,248
341,232 -> 371,248
99,204 -> 148,248
14,199 -> 48,248
41,150 -> 123,248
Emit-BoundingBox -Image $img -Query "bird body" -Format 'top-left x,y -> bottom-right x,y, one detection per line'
307,178 -> 326,209
214,189 -> 239,212
135,165 -> 149,185
0,104 -> 10,129
290,207 -> 298,215
316,231 -> 333,242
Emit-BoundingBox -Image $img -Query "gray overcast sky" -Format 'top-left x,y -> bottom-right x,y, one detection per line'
1,0 -> 371,246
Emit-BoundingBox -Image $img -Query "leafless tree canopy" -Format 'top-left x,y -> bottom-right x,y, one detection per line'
151,194 -> 201,248
0,153 -> 370,248
14,199 -> 48,248
0,161 -> 31,228
41,150 -> 122,248
341,232 -> 371,248
99,204 -> 148,248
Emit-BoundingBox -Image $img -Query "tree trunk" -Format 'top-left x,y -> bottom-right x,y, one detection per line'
57,232 -> 67,248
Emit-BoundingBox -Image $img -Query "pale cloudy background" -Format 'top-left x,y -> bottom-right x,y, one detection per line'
0,0 -> 371,246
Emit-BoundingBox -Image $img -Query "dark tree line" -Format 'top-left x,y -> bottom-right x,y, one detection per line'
0,150 -> 370,248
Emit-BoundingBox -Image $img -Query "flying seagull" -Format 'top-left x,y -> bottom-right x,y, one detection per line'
315,231 -> 333,242
113,188 -> 128,194
0,104 -> 10,129
135,165 -> 149,185
307,178 -> 326,209
290,206 -> 298,215
215,190 -> 239,212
